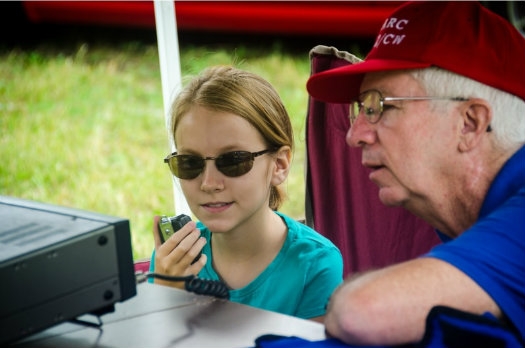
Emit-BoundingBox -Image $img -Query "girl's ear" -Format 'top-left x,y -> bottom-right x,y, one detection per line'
271,146 -> 292,186
458,98 -> 492,153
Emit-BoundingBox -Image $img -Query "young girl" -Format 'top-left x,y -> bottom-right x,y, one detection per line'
150,66 -> 343,322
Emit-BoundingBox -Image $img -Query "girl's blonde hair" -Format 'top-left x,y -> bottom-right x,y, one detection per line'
170,65 -> 294,210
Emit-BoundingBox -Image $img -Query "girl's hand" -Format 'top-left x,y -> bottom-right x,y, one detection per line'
152,215 -> 207,289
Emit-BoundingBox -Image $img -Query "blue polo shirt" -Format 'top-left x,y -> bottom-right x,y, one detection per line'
427,145 -> 525,339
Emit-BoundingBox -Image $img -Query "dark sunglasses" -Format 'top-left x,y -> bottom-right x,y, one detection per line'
164,149 -> 275,180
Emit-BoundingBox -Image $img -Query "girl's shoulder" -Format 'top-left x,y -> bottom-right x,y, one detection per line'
275,211 -> 340,252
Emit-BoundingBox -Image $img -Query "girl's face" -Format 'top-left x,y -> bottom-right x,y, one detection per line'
174,105 -> 283,234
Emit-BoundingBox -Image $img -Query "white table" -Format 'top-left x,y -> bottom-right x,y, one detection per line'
13,283 -> 326,347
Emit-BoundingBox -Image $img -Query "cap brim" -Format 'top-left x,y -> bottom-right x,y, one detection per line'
306,59 -> 431,104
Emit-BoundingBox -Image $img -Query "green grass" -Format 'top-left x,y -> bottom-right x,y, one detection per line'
0,38 -> 313,260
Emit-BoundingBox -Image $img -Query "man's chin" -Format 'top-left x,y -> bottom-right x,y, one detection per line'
377,187 -> 406,207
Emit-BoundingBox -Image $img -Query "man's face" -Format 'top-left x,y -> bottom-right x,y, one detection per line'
346,71 -> 461,209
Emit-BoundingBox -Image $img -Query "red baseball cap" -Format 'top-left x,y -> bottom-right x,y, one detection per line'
307,1 -> 525,104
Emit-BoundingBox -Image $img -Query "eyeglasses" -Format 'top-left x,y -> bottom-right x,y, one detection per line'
164,149 -> 274,180
349,89 -> 469,126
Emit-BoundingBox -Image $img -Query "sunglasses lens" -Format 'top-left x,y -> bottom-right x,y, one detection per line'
216,152 -> 254,177
165,151 -> 262,179
169,155 -> 204,179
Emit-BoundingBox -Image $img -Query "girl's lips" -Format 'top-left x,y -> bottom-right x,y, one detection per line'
202,202 -> 232,213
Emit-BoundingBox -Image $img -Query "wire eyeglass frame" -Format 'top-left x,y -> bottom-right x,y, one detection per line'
349,89 -> 469,126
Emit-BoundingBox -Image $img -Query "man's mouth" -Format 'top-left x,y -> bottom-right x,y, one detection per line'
363,161 -> 384,171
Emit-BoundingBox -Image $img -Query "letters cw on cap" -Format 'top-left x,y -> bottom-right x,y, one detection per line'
373,17 -> 409,48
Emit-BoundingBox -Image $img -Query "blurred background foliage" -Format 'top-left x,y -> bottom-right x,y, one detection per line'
0,24 -> 368,259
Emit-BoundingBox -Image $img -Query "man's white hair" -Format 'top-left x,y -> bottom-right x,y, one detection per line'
411,67 -> 525,151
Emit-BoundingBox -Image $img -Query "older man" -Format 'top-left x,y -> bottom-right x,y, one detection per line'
307,1 -> 525,346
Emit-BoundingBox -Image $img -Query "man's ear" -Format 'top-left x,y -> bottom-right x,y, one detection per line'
458,98 -> 492,152
271,146 -> 292,186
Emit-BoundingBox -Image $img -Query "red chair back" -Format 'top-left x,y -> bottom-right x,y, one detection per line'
305,45 -> 441,276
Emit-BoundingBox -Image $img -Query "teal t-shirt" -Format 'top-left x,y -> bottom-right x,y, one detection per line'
150,211 -> 343,319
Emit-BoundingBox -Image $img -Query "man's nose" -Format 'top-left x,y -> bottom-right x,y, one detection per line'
346,115 -> 376,148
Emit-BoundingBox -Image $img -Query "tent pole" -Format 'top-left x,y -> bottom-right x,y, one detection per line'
153,0 -> 191,216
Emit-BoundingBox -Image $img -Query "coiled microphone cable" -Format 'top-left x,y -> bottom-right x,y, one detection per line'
138,272 -> 230,299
